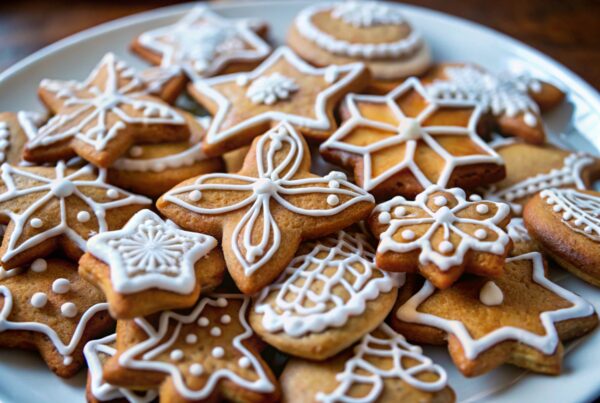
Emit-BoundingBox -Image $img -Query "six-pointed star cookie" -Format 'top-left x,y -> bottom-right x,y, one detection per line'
369,185 -> 512,289
0,161 -> 151,269
158,121 -> 375,294
80,209 -> 225,318
392,252 -> 598,376
23,53 -> 191,167
0,258 -> 111,377
189,46 -> 369,155
320,77 -> 505,199
131,5 -> 271,81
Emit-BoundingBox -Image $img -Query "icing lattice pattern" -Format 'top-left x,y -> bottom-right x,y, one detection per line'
541,188 -> 600,242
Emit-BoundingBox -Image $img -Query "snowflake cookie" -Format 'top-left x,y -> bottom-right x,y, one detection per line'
369,185 -> 512,289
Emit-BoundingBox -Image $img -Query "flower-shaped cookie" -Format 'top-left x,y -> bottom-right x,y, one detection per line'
369,185 -> 511,288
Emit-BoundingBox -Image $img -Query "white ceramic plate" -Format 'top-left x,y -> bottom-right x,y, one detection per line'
0,2 -> 599,402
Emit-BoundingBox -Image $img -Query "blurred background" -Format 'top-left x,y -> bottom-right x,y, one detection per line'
0,0 -> 599,89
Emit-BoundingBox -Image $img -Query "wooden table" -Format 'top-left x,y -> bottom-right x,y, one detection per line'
1,0 -> 599,90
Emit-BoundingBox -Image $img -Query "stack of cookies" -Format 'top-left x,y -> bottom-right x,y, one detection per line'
0,2 -> 598,402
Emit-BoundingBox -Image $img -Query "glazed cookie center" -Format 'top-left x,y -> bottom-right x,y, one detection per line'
93,93 -> 122,110
253,178 -> 277,195
50,178 -> 76,198
397,118 -> 422,141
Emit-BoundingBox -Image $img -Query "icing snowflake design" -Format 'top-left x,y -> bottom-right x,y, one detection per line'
137,6 -> 270,79
374,185 -> 511,271
483,153 -> 593,215
0,162 -> 151,262
164,122 -> 374,276
28,53 -> 185,151
541,188 -> 600,242
317,323 -> 447,402
396,252 -> 595,359
254,229 -> 404,337
87,209 -> 217,294
320,78 -> 503,192
246,73 -> 299,105
118,295 -> 275,401
506,217 -> 531,243
331,1 -> 406,27
426,66 -> 543,127
84,334 -> 157,403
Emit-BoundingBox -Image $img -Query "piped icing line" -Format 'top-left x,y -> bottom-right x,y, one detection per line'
84,334 -> 158,403
164,122 -> 374,276
254,229 -> 404,337
295,2 -> 423,59
0,162 -> 151,262
506,217 -> 531,243
137,6 -> 271,80
87,209 -> 217,294
0,120 -> 11,164
320,77 -> 504,192
540,188 -> 600,242
396,252 -> 595,359
118,294 -> 275,400
193,47 -> 367,146
316,323 -> 447,402
17,110 -> 46,141
374,185 -> 511,271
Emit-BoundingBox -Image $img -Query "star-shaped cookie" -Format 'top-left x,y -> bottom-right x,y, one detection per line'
392,252 -> 598,376
189,46 -> 369,155
320,77 -> 505,199
158,121 -> 375,294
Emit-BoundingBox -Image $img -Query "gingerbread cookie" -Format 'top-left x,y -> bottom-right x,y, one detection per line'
524,188 -> 600,287
158,122 -> 374,294
369,185 -> 512,289
250,229 -> 402,360
392,252 -> 598,376
422,63 -> 565,144
0,258 -> 112,377
23,53 -> 192,168
138,65 -> 188,105
189,46 -> 369,156
287,1 -> 432,94
104,295 -> 280,402
80,209 -> 225,319
0,111 -> 46,165
320,78 -> 505,199
506,217 -> 538,256
0,162 -> 151,269
280,323 -> 453,402
482,142 -> 600,215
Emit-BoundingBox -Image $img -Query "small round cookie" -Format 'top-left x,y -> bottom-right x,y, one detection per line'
524,188 -> 600,287
250,229 -> 402,360
287,1 -> 431,94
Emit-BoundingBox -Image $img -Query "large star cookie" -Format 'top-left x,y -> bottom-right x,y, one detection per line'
189,46 -> 369,155
392,252 -> 598,376
158,121 -> 375,294
320,77 -> 505,199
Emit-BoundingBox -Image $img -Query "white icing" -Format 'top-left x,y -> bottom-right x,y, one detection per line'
506,217 -> 531,243
220,314 -> 231,324
52,278 -> 70,294
30,258 -> 48,272
479,281 -> 504,306
198,317 -> 209,327
60,302 -> 78,318
30,218 -> 43,228
541,188 -> 600,241
30,292 -> 47,308
245,73 -> 299,105
77,211 -> 91,222
185,334 -> 198,344
210,327 -> 222,337
211,346 -> 225,358
0,120 -> 11,164
190,363 -> 204,376
170,349 -> 184,361
331,1 -> 406,27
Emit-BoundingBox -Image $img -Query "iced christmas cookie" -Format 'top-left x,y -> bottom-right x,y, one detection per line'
320,78 -> 505,199
0,111 -> 45,165
392,252 -> 598,376
524,188 -> 600,287
189,46 -> 369,156
369,185 -> 512,289
23,53 -> 192,168
80,209 -> 225,318
137,65 -> 188,105
158,122 -> 375,294
482,142 -> 600,215
506,217 -> 538,256
422,63 -> 565,144
287,1 -> 432,94
0,162 -> 151,269
103,295 -> 280,402
0,258 -> 111,377
250,229 -> 403,360
280,323 -> 453,403
131,6 -> 271,81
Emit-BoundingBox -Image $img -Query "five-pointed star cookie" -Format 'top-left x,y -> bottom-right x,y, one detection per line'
320,77 -> 505,199
189,46 -> 369,156
23,53 -> 191,168
0,258 -> 111,377
392,252 -> 598,376
0,161 -> 151,269
158,121 -> 375,294
80,209 -> 225,318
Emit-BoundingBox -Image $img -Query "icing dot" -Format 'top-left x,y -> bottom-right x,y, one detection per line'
393,207 -> 406,218
236,74 -> 249,86
30,258 -> 47,272
30,292 -> 47,308
170,349 -> 184,361
474,229 -> 488,240
129,146 -> 143,157
60,302 -> 77,318
469,194 -> 482,201
190,363 -> 204,376
401,230 -> 415,241
52,278 -> 70,294
63,356 -> 73,366
438,241 -> 454,254
106,189 -> 119,199
50,179 -> 75,198
212,347 -> 225,358
253,178 -> 276,195
326,195 -> 339,206
210,327 -> 222,337
476,204 -> 489,214
523,112 -> 537,127
185,334 -> 198,344
378,212 -> 391,224
328,180 -> 340,188
479,281 -> 504,306
238,357 -> 251,368
198,317 -> 209,327
77,211 -> 91,223
433,196 -> 447,206
216,297 -> 228,308
30,218 -> 43,228
189,190 -> 202,202
220,315 -> 231,324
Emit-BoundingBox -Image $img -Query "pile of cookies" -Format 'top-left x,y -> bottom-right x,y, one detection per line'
0,2 -> 598,402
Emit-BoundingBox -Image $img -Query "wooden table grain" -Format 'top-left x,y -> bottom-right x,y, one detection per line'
0,0 -> 599,90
